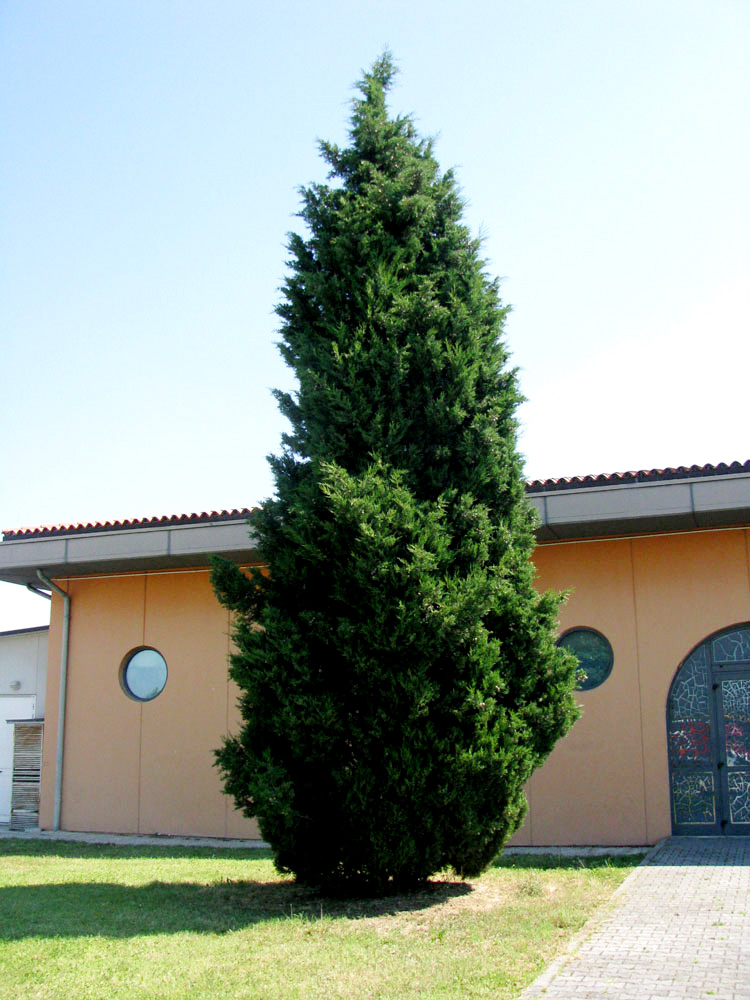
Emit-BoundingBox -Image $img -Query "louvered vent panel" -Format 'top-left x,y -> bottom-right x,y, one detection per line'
10,721 -> 44,830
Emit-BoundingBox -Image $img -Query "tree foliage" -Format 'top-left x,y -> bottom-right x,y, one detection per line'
212,54 -> 579,894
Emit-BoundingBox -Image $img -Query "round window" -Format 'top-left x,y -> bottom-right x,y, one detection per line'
557,628 -> 613,691
121,648 -> 168,702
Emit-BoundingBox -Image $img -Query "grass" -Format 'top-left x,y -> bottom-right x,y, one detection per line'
0,839 -> 642,1000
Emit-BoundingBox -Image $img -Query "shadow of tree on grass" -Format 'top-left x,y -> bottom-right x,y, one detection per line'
0,876 -> 473,941
1,839 -> 643,942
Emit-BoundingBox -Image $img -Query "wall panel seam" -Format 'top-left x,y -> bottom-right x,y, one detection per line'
137,574 -> 147,833
630,539 -> 650,843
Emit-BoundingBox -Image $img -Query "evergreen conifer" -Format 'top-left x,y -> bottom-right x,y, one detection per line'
212,54 -> 579,894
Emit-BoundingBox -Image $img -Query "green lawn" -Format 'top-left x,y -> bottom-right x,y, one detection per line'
0,839 -> 641,1000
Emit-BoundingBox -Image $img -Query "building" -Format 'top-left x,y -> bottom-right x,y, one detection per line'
0,625 -> 48,826
1,460 -> 749,844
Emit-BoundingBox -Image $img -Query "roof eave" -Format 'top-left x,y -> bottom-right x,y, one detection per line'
529,471 -> 750,541
2,472 -> 749,587
0,518 -> 260,588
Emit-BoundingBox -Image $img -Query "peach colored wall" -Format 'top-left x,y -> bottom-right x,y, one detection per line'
40,528 -> 750,845
510,526 -> 750,846
40,569 -> 260,839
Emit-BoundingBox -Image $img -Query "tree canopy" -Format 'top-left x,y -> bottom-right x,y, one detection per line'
212,53 -> 579,894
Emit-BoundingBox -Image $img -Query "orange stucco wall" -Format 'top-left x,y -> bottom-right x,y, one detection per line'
39,568 -> 260,839
510,526 -> 750,845
39,527 -> 750,844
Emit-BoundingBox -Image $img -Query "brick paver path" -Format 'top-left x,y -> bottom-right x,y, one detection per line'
522,837 -> 750,1000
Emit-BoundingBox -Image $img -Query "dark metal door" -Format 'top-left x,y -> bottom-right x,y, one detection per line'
668,625 -> 750,835
714,670 -> 750,833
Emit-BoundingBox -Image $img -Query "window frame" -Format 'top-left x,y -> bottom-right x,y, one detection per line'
557,626 -> 614,691
120,646 -> 168,702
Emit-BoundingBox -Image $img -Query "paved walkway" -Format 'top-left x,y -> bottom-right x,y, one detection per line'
522,837 -> 750,1000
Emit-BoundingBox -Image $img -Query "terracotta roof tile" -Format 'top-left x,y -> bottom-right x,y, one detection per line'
526,460 -> 750,492
3,461 -> 748,540
2,508 -> 255,541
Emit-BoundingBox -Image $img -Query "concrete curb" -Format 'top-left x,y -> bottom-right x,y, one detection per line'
0,828 -> 650,856
0,828 -> 270,850
503,845 -> 649,858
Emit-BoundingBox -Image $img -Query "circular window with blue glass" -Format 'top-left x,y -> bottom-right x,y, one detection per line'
121,647 -> 168,702
557,627 -> 613,691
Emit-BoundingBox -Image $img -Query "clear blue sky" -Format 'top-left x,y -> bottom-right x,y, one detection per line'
2,0 -> 748,629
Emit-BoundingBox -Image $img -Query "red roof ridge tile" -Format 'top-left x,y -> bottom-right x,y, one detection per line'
526,460 -> 750,492
3,461 -> 749,540
2,508 -> 256,541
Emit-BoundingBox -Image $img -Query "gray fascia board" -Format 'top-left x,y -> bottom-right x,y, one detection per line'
530,473 -> 750,540
693,477 -> 750,527
0,520 -> 258,588
0,537 -> 69,585
169,521 -> 252,556
528,496 -> 546,522
66,528 -> 169,564
548,481 -> 693,523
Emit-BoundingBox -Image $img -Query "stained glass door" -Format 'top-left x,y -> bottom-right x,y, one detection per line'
715,674 -> 750,832
668,625 -> 750,835
668,644 -> 719,832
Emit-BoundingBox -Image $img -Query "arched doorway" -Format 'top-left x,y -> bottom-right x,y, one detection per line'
667,624 -> 750,834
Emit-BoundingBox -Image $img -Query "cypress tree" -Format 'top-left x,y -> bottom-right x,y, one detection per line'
212,54 -> 579,895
